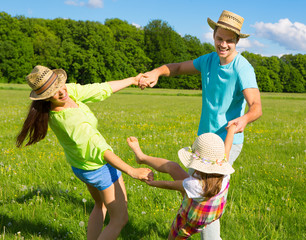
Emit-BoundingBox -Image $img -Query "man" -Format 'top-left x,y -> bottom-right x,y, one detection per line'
141,10 -> 262,240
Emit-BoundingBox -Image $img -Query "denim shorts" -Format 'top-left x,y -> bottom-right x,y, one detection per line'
72,163 -> 122,190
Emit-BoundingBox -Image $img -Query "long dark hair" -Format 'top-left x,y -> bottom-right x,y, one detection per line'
193,171 -> 224,198
16,100 -> 51,147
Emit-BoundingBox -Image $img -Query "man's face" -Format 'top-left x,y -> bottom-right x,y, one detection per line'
214,28 -> 239,64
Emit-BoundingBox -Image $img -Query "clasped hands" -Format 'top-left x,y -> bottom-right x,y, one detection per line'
135,71 -> 158,90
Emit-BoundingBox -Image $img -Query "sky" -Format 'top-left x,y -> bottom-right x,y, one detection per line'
2,0 -> 306,57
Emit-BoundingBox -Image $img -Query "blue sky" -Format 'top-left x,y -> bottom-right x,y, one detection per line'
2,0 -> 306,57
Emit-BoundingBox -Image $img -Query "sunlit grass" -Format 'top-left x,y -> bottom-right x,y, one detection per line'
0,87 -> 305,239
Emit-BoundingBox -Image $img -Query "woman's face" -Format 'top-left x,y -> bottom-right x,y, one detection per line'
48,84 -> 69,106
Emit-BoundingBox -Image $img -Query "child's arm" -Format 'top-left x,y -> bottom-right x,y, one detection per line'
145,180 -> 185,194
107,73 -> 143,93
224,124 -> 237,160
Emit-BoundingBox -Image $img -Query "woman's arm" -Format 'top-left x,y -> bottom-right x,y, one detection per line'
104,150 -> 152,180
107,73 -> 142,93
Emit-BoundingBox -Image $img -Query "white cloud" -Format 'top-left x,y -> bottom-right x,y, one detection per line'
252,18 -> 306,52
202,30 -> 213,43
88,0 -> 103,8
132,23 -> 142,29
65,0 -> 103,8
237,38 -> 252,48
65,0 -> 85,7
237,39 -> 265,52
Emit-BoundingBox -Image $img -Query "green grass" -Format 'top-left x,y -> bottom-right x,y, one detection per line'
0,85 -> 305,239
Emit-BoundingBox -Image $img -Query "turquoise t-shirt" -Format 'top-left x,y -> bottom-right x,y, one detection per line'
193,52 -> 258,144
49,83 -> 113,170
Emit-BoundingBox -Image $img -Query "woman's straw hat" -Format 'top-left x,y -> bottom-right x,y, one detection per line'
207,10 -> 249,38
26,65 -> 67,100
178,133 -> 234,175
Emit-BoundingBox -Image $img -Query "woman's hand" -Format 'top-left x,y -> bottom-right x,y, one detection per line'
130,167 -> 153,181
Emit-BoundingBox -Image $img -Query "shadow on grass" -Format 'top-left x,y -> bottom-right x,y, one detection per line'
11,186 -> 168,239
15,185 -> 88,207
120,219 -> 169,240
0,214 -> 74,239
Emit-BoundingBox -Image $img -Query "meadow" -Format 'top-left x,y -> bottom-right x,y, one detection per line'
0,84 -> 305,240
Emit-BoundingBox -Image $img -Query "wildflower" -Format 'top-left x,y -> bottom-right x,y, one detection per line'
141,211 -> 146,215
79,221 -> 85,227
82,198 -> 87,203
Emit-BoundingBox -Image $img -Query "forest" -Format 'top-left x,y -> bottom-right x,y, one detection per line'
0,12 -> 305,92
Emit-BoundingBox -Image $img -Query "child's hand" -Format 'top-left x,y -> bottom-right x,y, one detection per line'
147,171 -> 154,181
144,179 -> 157,187
225,122 -> 237,131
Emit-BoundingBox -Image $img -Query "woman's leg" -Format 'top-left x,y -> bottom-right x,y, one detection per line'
97,175 -> 128,240
86,183 -> 107,240
127,137 -> 189,181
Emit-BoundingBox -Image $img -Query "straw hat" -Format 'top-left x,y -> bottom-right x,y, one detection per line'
207,10 -> 249,38
178,133 -> 234,175
26,65 -> 67,100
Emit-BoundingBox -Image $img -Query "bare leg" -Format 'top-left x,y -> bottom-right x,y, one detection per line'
97,175 -> 128,240
86,176 -> 128,240
86,184 -> 107,240
127,137 -> 189,181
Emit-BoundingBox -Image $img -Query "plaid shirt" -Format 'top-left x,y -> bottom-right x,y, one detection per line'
170,181 -> 229,239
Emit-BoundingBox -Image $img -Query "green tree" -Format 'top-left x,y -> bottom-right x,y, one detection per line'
105,18 -> 151,76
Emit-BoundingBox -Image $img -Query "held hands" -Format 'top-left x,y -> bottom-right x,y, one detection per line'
226,116 -> 247,133
130,167 -> 154,181
134,70 -> 160,90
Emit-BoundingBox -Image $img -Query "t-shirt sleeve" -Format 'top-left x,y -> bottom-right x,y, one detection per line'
183,176 -> 204,199
237,63 -> 258,91
66,82 -> 113,103
193,53 -> 211,72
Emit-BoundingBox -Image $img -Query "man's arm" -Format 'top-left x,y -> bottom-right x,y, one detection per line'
141,60 -> 200,88
227,88 -> 262,133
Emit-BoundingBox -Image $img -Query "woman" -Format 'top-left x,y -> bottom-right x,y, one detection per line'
16,65 -> 152,240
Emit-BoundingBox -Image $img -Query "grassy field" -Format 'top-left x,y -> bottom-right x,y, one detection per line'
0,84 -> 305,239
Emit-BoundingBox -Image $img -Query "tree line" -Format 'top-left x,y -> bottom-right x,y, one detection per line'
0,12 -> 305,92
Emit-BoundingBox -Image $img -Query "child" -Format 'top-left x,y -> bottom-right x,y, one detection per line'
16,65 -> 152,240
127,124 -> 236,239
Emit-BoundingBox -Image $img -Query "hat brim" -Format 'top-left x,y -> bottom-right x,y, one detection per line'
207,18 -> 250,38
29,69 -> 67,100
178,147 -> 234,175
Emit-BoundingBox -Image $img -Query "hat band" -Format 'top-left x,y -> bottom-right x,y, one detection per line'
35,72 -> 58,95
188,147 -> 227,166
217,20 -> 241,33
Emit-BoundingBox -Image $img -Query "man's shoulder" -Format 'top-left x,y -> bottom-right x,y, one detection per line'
194,52 -> 218,66
233,53 -> 254,70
